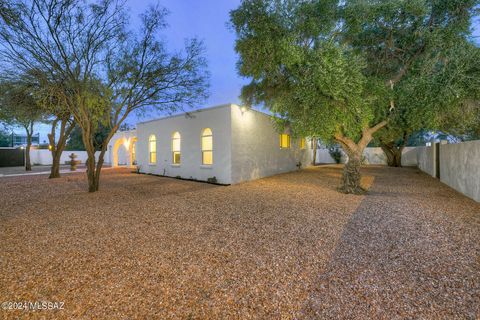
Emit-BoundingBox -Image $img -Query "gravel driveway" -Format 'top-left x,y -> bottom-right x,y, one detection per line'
0,166 -> 478,319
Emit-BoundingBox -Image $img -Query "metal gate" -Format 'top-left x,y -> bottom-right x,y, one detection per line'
0,148 -> 25,167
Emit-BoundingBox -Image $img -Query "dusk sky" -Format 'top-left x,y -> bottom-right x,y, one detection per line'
30,0 -> 245,142
15,1 -> 480,142
123,0 -> 249,124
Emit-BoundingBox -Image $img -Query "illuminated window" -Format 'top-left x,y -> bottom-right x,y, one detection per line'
148,135 -> 156,164
279,134 -> 290,148
132,141 -> 136,162
172,132 -> 181,164
299,138 -> 306,149
201,128 -> 213,165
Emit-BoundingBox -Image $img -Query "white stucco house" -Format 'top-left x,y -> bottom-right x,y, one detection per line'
108,104 -> 310,184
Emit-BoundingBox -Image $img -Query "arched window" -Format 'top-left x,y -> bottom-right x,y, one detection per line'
172,132 -> 181,164
148,135 -> 156,164
201,128 -> 213,165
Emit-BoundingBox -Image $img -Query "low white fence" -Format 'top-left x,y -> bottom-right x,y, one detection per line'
313,147 -> 417,166
29,149 -> 111,166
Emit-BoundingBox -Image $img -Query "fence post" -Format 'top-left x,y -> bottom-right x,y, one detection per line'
429,138 -> 436,178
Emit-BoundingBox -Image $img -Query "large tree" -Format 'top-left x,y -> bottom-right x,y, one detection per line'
0,78 -> 45,170
231,0 -> 478,193
0,0 -> 209,192
375,28 -> 480,166
30,72 -> 76,178
65,123 -> 111,152
0,122 -> 11,147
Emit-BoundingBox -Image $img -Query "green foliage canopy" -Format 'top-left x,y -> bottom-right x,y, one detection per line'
231,0 -> 388,143
231,0 -> 479,145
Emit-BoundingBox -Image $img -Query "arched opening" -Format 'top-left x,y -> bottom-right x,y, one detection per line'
201,128 -> 213,165
172,132 -> 181,164
117,144 -> 128,166
112,136 -> 136,168
149,134 -> 156,164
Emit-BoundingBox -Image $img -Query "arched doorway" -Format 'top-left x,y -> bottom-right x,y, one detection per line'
117,144 -> 128,166
112,136 -> 137,168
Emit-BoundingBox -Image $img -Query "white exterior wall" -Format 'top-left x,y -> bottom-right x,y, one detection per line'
439,140 -> 480,202
136,105 -> 232,184
230,105 -> 310,184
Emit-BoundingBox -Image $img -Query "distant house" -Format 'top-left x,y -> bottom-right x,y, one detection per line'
10,133 -> 40,147
108,104 -> 310,184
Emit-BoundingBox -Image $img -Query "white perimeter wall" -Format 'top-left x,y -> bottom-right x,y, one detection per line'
416,140 -> 480,202
230,105 -> 310,184
439,140 -> 480,202
416,146 -> 435,176
29,149 -> 109,165
136,105 -> 232,184
313,147 -> 417,166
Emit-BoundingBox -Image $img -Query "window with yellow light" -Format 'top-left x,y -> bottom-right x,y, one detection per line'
172,132 -> 181,164
201,128 -> 213,165
148,135 -> 156,164
279,133 -> 290,148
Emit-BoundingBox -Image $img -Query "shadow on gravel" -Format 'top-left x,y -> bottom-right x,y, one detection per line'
300,166 -> 480,319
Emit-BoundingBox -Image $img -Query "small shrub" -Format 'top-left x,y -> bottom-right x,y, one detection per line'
207,176 -> 218,184
175,175 -> 182,179
328,145 -> 342,164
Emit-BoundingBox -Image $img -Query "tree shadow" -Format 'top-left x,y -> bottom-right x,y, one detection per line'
299,167 -> 480,319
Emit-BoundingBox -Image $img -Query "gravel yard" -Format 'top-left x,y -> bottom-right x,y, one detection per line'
1,166 -> 479,319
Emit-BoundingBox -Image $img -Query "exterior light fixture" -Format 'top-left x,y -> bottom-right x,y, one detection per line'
240,106 -> 249,114
48,145 -> 52,150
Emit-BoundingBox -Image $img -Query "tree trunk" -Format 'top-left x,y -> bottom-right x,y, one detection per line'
339,147 -> 364,194
83,124 -> 114,192
334,120 -> 388,194
49,119 -> 61,179
379,132 -> 408,167
85,137 -> 111,192
48,118 -> 75,179
380,142 -> 402,167
312,137 -> 317,165
25,124 -> 32,171
50,151 -> 62,178
25,139 -> 32,171
85,148 -> 97,192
